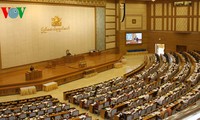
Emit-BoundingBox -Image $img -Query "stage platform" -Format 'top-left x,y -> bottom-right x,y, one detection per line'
0,52 -> 121,96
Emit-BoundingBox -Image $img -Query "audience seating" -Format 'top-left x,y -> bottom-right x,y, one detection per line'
63,51 -> 200,120
0,95 -> 91,120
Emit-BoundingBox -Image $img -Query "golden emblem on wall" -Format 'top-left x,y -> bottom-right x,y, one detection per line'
51,16 -> 62,26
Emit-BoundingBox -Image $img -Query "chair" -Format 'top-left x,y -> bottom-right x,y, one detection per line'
38,110 -> 45,116
19,113 -> 27,119
133,111 -> 139,120
146,106 -> 152,114
63,104 -> 70,110
30,105 -> 37,110
29,112 -> 36,118
110,109 -> 117,117
13,108 -> 21,113
8,116 -> 16,120
85,117 -> 92,120
126,114 -> 133,120
4,110 -> 11,114
44,117 -> 51,120
38,104 -> 45,109
104,101 -> 110,107
63,113 -> 70,119
55,106 -> 62,112
54,115 -> 62,120
47,108 -> 54,114
72,110 -> 79,117
21,105 -> 28,112
140,108 -> 146,116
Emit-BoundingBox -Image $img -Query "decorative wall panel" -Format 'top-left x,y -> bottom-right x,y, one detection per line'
151,18 -> 154,30
125,15 -> 142,29
106,42 -> 115,49
176,7 -> 188,16
106,23 -> 115,29
106,36 -> 115,43
193,18 -> 197,31
155,18 -> 162,30
106,2 -> 115,9
150,1 -> 200,32
106,30 -> 116,35
106,16 -> 115,22
96,7 -> 105,51
176,18 -> 188,31
106,9 -> 116,15
105,0 -> 116,50
151,4 -> 154,16
155,4 -> 162,16
164,18 -> 167,31
194,2 -> 197,15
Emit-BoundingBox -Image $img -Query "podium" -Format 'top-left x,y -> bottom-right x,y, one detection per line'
25,69 -> 42,80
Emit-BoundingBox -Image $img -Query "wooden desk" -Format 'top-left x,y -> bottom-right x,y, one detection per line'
89,51 -> 101,56
84,68 -> 97,78
25,69 -> 42,80
43,82 -> 58,92
100,109 -> 106,118
20,86 -> 36,96
63,55 -> 84,63
89,104 -> 94,113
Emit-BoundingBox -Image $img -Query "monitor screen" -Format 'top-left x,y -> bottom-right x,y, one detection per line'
126,33 -> 142,44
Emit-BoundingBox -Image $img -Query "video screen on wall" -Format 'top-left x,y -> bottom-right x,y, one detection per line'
126,33 -> 142,45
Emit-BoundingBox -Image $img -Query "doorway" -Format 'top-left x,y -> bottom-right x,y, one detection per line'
155,44 -> 165,55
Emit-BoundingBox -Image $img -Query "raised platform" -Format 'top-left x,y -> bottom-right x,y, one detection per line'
0,52 -> 121,96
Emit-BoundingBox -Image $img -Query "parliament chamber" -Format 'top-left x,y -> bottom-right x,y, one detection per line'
0,0 -> 200,120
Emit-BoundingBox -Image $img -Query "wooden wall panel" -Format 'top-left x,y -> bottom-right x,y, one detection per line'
106,16 -> 115,22
149,1 -> 200,32
155,18 -> 162,30
106,30 -> 116,35
155,4 -> 162,16
106,36 -> 116,42
106,0 -> 116,50
176,18 -> 188,31
148,32 -> 200,53
106,9 -> 116,15
176,7 -> 188,16
106,42 -> 116,49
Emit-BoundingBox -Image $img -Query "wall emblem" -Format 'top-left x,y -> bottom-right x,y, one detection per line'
51,16 -> 62,26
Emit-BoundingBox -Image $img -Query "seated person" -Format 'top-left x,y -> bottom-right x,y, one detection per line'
30,66 -> 35,71
66,50 -> 72,56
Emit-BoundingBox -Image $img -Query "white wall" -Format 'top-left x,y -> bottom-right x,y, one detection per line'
0,4 -> 95,68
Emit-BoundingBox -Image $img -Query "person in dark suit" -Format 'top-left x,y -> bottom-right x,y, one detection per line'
66,49 -> 72,56
30,66 -> 34,71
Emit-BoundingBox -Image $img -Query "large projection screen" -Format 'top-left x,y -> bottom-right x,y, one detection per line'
0,4 -> 95,68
